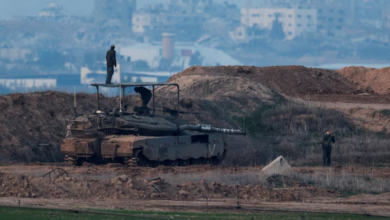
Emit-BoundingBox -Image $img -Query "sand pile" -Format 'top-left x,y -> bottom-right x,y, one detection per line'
0,92 -> 117,161
337,66 -> 390,94
166,66 -> 358,97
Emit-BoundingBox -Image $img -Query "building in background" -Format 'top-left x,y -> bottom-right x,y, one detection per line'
38,3 -> 65,18
245,0 -> 348,32
0,79 -> 56,91
0,49 -> 31,61
132,12 -> 205,36
167,0 -> 212,13
382,9 -> 390,31
132,1 -> 209,41
234,8 -> 317,40
120,33 -> 241,71
93,0 -> 136,27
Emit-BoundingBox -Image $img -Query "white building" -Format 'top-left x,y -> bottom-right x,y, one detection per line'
80,64 -> 173,85
120,42 -> 241,70
132,12 -> 204,34
238,8 -> 317,40
0,79 -> 56,90
38,3 -> 64,18
0,49 -> 31,61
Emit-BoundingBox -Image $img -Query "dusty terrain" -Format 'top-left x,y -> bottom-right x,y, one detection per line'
0,164 -> 390,217
338,66 -> 390,95
1,65 -> 390,217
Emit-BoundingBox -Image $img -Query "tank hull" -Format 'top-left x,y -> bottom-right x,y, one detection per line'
61,133 -> 226,166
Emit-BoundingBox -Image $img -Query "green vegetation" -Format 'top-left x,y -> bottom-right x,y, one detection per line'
0,207 -> 388,220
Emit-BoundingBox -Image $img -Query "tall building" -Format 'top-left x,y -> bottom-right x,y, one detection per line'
239,8 -> 317,40
93,0 -> 136,26
132,12 -> 205,34
132,3 -> 206,41
248,0 -> 347,31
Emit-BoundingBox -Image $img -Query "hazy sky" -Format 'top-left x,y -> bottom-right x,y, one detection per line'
0,0 -> 252,19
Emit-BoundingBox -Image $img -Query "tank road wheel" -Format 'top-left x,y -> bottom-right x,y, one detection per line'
126,150 -> 153,167
213,150 -> 227,165
124,158 -> 135,167
64,155 -> 77,166
76,158 -> 86,166
177,159 -> 184,166
182,159 -> 189,166
211,157 -> 220,165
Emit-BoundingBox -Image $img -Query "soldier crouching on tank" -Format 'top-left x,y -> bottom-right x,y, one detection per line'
322,129 -> 335,167
134,86 -> 152,108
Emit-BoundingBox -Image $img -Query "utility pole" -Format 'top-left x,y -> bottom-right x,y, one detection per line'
118,37 -> 123,113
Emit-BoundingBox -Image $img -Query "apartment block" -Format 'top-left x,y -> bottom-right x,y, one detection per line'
240,8 -> 317,40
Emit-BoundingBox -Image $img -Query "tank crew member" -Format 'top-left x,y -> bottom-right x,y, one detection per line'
322,129 -> 335,167
134,86 -> 152,108
105,45 -> 117,84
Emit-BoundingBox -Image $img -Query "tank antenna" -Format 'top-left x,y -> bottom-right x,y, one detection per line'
118,37 -> 123,114
74,86 -> 77,118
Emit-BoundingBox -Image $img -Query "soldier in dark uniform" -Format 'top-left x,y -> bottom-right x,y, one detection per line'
322,129 -> 335,167
106,45 -> 117,84
134,86 -> 152,108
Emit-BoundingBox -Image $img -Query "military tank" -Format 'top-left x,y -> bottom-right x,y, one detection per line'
61,82 -> 245,167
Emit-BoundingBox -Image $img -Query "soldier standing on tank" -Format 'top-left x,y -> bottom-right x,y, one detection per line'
106,45 -> 117,84
134,86 -> 152,108
322,129 -> 335,167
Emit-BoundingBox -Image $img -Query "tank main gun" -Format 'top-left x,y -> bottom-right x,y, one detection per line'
133,106 -> 199,117
180,124 -> 246,135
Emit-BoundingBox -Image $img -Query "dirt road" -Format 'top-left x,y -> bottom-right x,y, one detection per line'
1,197 -> 390,217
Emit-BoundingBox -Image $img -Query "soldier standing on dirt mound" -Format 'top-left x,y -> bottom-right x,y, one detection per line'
322,129 -> 335,167
106,45 -> 117,84
134,86 -> 152,108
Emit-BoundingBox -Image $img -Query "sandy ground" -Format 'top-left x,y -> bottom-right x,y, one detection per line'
0,164 -> 390,217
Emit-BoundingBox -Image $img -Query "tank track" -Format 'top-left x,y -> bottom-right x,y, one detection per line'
67,150 -> 226,167
124,150 -> 226,167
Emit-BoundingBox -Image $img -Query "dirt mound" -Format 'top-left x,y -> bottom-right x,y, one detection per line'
0,92 -> 117,161
158,75 -> 277,113
167,66 -> 357,97
0,172 -> 338,202
337,66 -> 390,95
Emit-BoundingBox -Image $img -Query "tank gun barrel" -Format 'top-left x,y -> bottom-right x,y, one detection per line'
180,124 -> 246,135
